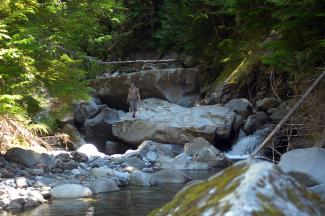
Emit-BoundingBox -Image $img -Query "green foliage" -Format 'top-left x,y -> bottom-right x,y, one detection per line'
0,0 -> 127,128
156,0 -> 325,78
0,95 -> 26,117
1,0 -> 324,130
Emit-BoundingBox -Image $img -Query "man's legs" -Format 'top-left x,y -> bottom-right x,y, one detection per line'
130,100 -> 137,118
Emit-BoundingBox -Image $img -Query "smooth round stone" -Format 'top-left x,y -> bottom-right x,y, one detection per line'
51,184 -> 93,199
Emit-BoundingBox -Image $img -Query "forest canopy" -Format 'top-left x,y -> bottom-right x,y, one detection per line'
0,0 -> 324,127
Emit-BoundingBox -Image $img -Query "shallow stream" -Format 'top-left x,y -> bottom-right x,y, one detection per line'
2,170 -> 220,216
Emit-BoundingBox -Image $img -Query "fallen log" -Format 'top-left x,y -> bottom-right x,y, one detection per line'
249,71 -> 325,159
100,59 -> 180,65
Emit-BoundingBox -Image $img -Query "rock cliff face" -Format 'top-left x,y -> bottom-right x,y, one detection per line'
90,68 -> 200,110
112,98 -> 235,146
150,161 -> 325,216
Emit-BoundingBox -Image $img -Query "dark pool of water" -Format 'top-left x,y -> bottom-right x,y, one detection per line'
1,169 -> 220,216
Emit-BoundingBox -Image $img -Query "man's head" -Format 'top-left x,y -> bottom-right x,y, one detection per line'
130,82 -> 135,88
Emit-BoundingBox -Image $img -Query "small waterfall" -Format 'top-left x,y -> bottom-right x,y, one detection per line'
226,127 -> 272,158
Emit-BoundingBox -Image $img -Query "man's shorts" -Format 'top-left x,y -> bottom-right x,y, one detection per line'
129,100 -> 138,112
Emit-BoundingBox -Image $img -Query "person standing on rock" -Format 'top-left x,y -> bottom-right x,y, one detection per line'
127,82 -> 141,118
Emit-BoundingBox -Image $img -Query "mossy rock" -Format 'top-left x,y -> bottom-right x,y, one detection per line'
150,161 -> 325,216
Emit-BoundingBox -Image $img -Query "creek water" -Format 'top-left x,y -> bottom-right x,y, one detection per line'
226,126 -> 272,157
2,170 -> 220,216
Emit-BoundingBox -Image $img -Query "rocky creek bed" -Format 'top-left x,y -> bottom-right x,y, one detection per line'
1,143 -> 325,215
1,63 -> 324,215
0,137 -> 230,213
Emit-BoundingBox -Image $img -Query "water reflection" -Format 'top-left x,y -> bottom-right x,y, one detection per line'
2,169 -> 220,216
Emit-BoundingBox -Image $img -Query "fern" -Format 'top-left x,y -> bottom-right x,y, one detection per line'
0,95 -> 27,117
27,122 -> 49,136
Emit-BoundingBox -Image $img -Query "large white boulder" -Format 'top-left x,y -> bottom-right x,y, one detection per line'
112,98 -> 235,146
90,68 -> 200,109
51,184 -> 93,199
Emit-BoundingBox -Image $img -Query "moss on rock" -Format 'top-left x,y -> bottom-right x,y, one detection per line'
150,161 -> 325,216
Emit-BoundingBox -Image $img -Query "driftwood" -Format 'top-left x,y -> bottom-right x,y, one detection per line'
6,117 -> 52,151
100,59 -> 179,65
249,71 -> 325,159
56,45 -> 180,65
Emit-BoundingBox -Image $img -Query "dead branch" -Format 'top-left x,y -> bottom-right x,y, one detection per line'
249,71 -> 325,159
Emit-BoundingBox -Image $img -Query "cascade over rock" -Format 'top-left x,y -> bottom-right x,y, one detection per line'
112,98 -> 235,146
90,68 -> 200,110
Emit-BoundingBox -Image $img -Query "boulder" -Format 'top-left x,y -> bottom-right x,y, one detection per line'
90,178 -> 119,193
129,171 -> 157,186
124,157 -> 146,170
91,167 -> 116,178
112,98 -> 235,146
243,112 -> 269,135
90,68 -> 200,109
278,148 -> 325,185
62,124 -> 85,149
73,98 -> 104,125
137,140 -> 183,158
256,97 -> 280,111
269,105 -> 287,121
84,107 -> 125,151
56,160 -> 78,170
184,137 -> 232,168
151,161 -> 325,216
232,114 -> 245,131
184,137 -> 214,157
70,151 -> 88,163
153,169 -> 191,184
224,98 -> 253,117
5,148 -> 55,168
192,147 -> 233,168
23,200 -> 39,208
155,154 -> 209,170
51,184 -> 93,199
